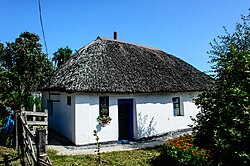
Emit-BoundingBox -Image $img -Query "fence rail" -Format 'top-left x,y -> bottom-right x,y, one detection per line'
16,109 -> 52,166
23,107 -> 48,142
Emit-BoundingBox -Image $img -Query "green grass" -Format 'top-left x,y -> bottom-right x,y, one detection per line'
0,146 -> 19,165
47,146 -> 163,166
1,134 -> 212,165
0,116 -> 4,127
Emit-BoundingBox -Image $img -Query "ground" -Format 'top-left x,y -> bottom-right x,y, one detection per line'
48,128 -> 191,155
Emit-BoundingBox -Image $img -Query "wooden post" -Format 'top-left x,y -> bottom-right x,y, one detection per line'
36,129 -> 46,165
15,110 -> 19,150
18,113 -> 25,166
33,104 -> 36,134
44,109 -> 48,144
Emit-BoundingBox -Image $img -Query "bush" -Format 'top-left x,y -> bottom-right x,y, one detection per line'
160,134 -> 213,166
193,12 -> 250,165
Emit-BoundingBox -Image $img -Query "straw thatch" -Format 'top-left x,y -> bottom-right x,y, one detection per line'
40,37 -> 212,93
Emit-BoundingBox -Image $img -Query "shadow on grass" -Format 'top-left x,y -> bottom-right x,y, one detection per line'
139,146 -> 180,166
0,146 -> 22,165
150,154 -> 180,166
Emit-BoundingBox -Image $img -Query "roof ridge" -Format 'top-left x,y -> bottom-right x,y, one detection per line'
96,36 -> 160,51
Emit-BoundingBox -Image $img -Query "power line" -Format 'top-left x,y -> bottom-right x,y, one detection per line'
37,0 -> 48,56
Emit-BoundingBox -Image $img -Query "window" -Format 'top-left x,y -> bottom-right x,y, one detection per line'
67,96 -> 71,106
99,96 -> 109,117
172,97 -> 183,116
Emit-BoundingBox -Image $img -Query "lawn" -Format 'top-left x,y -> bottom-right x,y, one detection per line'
0,145 -> 163,166
47,146 -> 163,166
0,134 -> 212,165
0,146 -> 19,165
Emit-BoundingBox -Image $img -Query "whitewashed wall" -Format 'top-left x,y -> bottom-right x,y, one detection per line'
135,93 -> 199,139
74,92 -> 200,145
42,92 -> 200,145
42,92 -> 75,143
75,95 -> 119,145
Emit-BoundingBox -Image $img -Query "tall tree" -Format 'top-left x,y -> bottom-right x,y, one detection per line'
0,32 -> 53,110
52,46 -> 73,68
193,13 -> 250,165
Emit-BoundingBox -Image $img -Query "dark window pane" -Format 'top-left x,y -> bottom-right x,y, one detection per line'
172,97 -> 182,116
99,96 -> 109,117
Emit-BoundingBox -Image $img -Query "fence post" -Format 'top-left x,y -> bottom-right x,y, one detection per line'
44,109 -> 48,144
15,110 -> 19,150
36,128 -> 46,165
18,111 -> 25,166
33,104 -> 36,134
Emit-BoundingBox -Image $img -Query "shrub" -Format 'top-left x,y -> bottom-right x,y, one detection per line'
193,12 -> 250,165
161,134 -> 213,166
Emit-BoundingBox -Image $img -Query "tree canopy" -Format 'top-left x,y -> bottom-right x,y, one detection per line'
0,32 -> 53,110
193,13 -> 250,165
52,46 -> 73,68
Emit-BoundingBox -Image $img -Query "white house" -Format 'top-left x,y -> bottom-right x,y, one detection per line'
40,34 -> 211,145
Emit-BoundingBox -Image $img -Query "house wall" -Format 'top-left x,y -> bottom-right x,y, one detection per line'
42,92 -> 75,143
74,95 -> 119,145
74,92 -> 200,145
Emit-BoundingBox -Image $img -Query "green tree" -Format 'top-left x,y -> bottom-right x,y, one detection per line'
52,46 -> 73,68
193,13 -> 250,165
0,32 -> 53,110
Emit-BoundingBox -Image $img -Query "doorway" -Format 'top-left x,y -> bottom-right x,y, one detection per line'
118,99 -> 134,140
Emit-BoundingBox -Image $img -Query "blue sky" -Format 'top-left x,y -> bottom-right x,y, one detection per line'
1,0 -> 249,72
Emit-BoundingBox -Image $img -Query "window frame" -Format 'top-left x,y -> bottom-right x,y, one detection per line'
99,96 -> 109,117
172,97 -> 184,116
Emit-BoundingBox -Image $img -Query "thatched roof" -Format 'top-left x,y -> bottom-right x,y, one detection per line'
40,37 -> 212,93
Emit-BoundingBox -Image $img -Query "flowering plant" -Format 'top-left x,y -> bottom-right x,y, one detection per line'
96,115 -> 112,124
161,134 -> 212,165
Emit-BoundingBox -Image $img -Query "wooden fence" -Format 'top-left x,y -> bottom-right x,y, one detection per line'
22,107 -> 48,143
15,109 -> 52,166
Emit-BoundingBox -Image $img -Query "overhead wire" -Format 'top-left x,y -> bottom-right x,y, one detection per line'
37,0 -> 51,101
37,0 -> 48,56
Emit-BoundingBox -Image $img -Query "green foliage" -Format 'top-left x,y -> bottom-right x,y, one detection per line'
93,130 -> 102,165
52,46 -> 73,68
0,32 -> 53,110
0,116 -> 4,129
96,115 -> 112,124
0,146 -> 19,165
193,12 -> 250,165
0,104 -> 6,146
34,95 -> 42,112
27,95 -> 42,112
159,134 -> 212,166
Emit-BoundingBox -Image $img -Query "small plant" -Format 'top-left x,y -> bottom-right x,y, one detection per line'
96,115 -> 112,124
36,125 -> 44,129
93,130 -> 101,165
